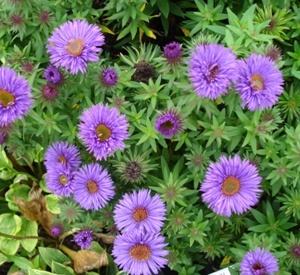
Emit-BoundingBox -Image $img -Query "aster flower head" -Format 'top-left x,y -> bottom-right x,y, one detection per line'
78,103 -> 129,160
22,61 -> 34,74
47,20 -> 105,74
163,41 -> 182,63
50,223 -> 64,237
43,65 -> 62,84
235,53 -> 284,111
132,61 -> 155,83
0,67 -> 33,126
100,67 -> 118,87
73,230 -> 93,250
73,163 -> 115,211
283,233 -> 300,268
45,164 -> 74,197
59,198 -> 84,223
44,141 -> 81,171
200,155 -> 263,217
155,109 -> 184,138
188,43 -> 238,99
41,84 -> 59,102
240,248 -> 279,275
114,189 -> 166,233
112,230 -> 168,275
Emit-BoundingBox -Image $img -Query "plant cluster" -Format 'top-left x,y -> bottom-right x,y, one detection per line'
0,0 -> 300,275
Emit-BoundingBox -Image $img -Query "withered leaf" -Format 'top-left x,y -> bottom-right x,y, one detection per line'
73,250 -> 108,274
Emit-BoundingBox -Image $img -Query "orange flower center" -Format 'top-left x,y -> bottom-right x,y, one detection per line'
250,74 -> 264,91
66,39 -> 84,56
59,175 -> 68,185
0,89 -> 15,107
130,244 -> 151,261
96,124 -> 111,142
58,155 -> 67,164
132,207 -> 148,222
87,180 -> 98,194
162,120 -> 174,130
221,176 -> 240,196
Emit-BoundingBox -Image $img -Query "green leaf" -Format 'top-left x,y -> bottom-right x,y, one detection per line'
52,261 -> 75,275
38,247 -> 70,268
0,213 -> 22,235
17,217 -> 38,252
0,252 -> 8,265
45,194 -> 61,214
157,0 -> 170,18
250,209 -> 267,224
28,268 -> 60,275
5,183 -> 31,212
9,255 -> 34,270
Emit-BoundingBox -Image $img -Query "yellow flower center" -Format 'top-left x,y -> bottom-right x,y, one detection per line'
59,175 -> 68,185
66,38 -> 84,56
222,176 -> 240,196
0,89 -> 15,107
132,207 -> 148,222
58,155 -> 67,164
130,244 -> 151,261
96,124 -> 111,142
250,74 -> 264,91
87,180 -> 98,194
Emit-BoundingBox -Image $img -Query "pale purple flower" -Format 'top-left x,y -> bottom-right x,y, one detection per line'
47,20 -> 105,74
43,65 -> 62,84
78,103 -> 129,160
114,189 -> 166,233
45,164 -> 74,197
155,109 -> 183,138
200,155 -> 262,217
0,67 -> 33,126
73,163 -> 115,211
112,230 -> 168,275
44,141 -> 81,171
73,230 -> 93,250
163,41 -> 182,63
240,248 -> 279,275
188,43 -> 238,99
235,53 -> 284,111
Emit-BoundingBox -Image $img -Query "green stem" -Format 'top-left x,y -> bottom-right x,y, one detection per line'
0,231 -> 56,243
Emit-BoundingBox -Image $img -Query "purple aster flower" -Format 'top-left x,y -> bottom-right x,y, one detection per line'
43,65 -> 62,84
240,248 -> 279,275
78,103 -> 129,160
235,53 -> 284,111
114,189 -> 166,233
155,109 -> 183,138
73,230 -> 93,250
73,163 -> 115,211
112,230 -> 168,275
0,67 -> 33,126
44,141 -> 81,171
45,164 -> 74,197
200,155 -> 262,217
41,84 -> 58,102
163,41 -> 182,63
50,223 -> 64,237
101,68 -> 118,87
46,20 -> 105,74
188,43 -> 238,99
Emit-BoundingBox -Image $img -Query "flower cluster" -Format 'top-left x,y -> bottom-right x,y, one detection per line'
112,190 -> 168,275
188,44 -> 284,110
